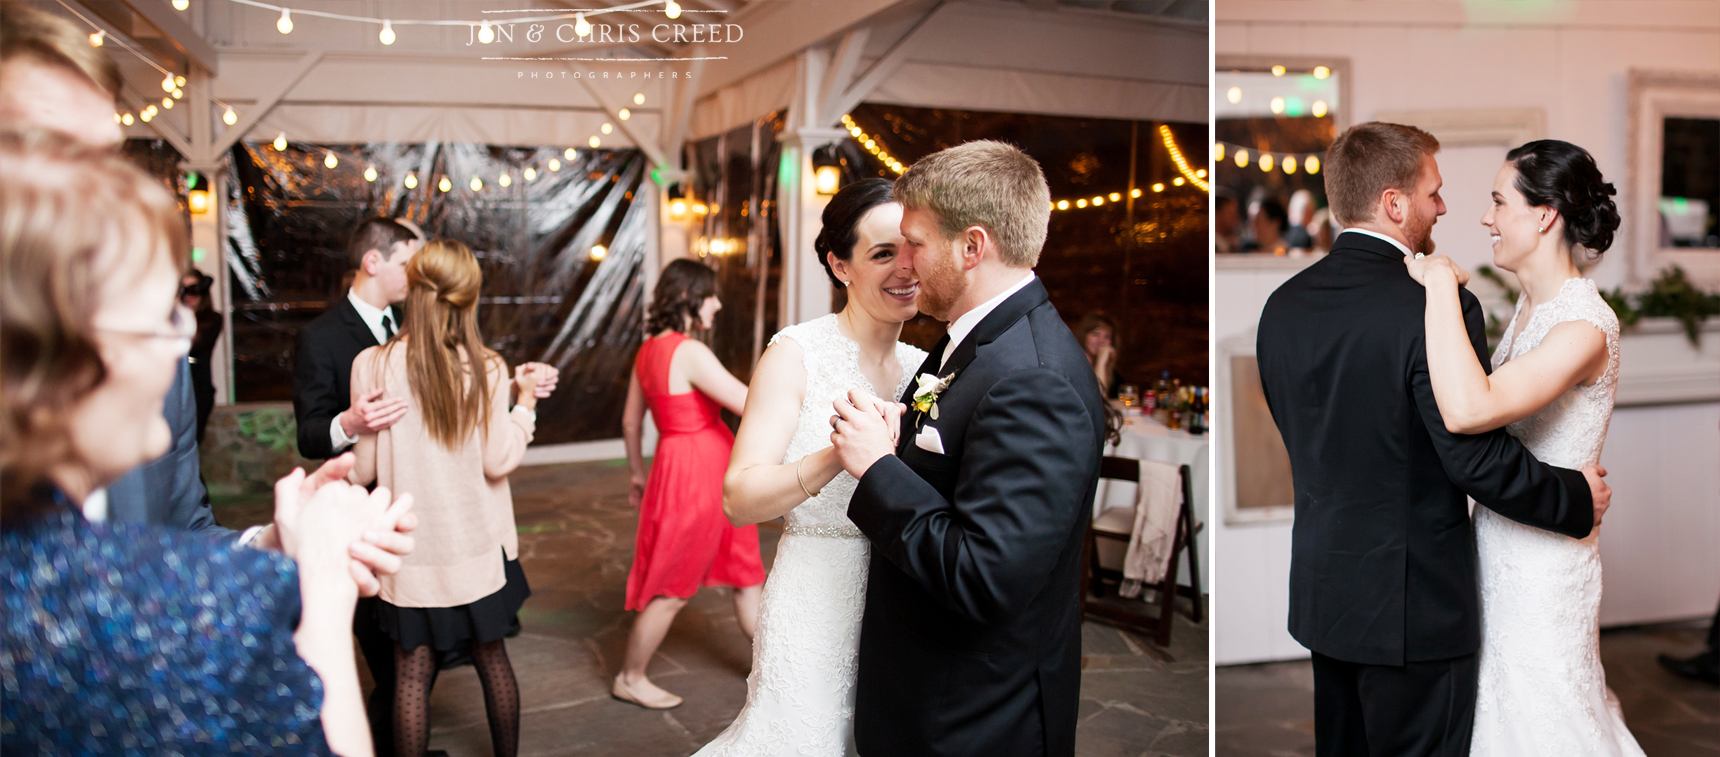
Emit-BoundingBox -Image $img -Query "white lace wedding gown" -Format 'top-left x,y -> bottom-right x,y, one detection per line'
1470,277 -> 1644,756
692,314 -> 925,757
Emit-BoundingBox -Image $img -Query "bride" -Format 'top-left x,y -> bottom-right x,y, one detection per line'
693,178 -> 925,756
1406,140 -> 1644,756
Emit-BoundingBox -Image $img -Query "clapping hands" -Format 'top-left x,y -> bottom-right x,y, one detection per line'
829,388 -> 906,479
272,453 -> 416,598
515,362 -> 560,400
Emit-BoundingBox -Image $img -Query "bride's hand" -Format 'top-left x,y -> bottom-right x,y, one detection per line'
1403,253 -> 1470,288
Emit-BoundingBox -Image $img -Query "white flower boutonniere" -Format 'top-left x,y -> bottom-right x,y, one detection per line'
911,371 -> 957,422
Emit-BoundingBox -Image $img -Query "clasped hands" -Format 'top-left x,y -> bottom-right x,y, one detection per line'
829,388 -> 906,479
271,453 -> 416,598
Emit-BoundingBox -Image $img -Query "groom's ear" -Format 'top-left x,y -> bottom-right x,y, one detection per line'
1380,189 -> 1408,225
962,225 -> 989,269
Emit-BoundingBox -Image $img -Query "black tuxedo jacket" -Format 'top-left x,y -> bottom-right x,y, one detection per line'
1257,231 -> 1594,666
106,359 -> 228,537
848,278 -> 1105,757
293,297 -> 385,460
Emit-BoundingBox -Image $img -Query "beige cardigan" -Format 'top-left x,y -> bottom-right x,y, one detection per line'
348,343 -> 533,608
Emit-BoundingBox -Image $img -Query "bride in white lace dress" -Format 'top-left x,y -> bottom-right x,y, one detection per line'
1407,141 -> 1643,756
694,180 -> 925,757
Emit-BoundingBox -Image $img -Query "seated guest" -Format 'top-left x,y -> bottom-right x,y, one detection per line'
347,239 -> 549,757
1,130 -> 411,757
1073,313 -> 1121,396
1248,198 -> 1290,254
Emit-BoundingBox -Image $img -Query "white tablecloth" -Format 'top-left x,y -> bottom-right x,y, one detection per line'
1096,413 -> 1210,590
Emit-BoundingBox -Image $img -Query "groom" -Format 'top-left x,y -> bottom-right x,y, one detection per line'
1256,121 -> 1613,756
830,140 -> 1106,757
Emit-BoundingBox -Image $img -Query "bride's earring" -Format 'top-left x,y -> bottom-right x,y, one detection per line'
1538,226 -> 1545,233
842,280 -> 851,287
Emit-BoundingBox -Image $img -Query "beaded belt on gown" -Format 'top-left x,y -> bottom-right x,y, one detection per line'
782,522 -> 866,539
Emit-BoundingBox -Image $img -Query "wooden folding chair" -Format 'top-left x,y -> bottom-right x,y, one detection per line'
1080,456 -> 1203,647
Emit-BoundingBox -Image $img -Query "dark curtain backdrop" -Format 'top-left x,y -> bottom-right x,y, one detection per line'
225,141 -> 648,444
843,105 -> 1210,386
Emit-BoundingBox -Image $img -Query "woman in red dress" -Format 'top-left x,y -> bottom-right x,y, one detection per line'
616,259 -> 763,709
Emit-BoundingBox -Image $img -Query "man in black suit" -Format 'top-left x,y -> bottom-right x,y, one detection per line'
1256,122 -> 1612,756
831,141 -> 1105,757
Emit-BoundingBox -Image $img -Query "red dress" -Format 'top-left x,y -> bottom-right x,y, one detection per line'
624,331 -> 765,611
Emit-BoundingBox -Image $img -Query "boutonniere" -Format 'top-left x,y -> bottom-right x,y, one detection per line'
911,371 -> 957,424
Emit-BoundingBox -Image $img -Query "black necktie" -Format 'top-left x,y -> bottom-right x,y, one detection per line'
381,313 -> 395,341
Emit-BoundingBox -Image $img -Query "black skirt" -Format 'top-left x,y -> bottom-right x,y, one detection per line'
377,555 -> 531,652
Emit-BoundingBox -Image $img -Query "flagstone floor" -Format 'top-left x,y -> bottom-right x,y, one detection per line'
1215,618 -> 1719,756
220,459 -> 1206,756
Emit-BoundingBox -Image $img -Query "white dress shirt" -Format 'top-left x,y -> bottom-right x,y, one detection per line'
1338,228 -> 1413,257
330,289 -> 398,452
940,272 -> 1037,370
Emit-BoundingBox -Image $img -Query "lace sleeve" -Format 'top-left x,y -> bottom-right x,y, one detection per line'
1557,281 -> 1621,383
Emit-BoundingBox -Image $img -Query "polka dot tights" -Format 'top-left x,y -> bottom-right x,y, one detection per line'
393,639 -> 519,757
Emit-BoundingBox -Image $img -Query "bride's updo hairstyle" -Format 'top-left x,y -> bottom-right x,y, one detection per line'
1504,140 -> 1620,262
813,178 -> 895,287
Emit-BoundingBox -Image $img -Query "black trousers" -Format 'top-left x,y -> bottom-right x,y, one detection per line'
354,597 -> 398,755
1312,651 -> 1479,757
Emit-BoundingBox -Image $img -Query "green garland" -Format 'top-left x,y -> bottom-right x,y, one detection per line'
1476,264 -> 1720,347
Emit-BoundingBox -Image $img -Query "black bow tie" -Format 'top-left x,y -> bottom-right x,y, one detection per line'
381,313 -> 395,340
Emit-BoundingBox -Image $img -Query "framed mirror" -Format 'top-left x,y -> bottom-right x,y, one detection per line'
1627,70 -> 1720,287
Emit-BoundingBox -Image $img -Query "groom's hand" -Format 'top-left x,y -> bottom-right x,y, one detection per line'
1582,465 -> 1611,531
830,388 -> 898,479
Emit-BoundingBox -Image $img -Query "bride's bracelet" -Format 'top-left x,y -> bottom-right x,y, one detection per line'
797,455 -> 821,499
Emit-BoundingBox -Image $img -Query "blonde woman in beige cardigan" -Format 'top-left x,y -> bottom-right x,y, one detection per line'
348,239 -> 552,757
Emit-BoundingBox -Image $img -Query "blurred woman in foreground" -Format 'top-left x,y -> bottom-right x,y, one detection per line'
0,131 -> 408,756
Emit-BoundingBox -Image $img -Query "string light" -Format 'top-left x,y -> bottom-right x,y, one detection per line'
404,173 -> 418,188
633,93 -> 645,105
840,114 -> 906,176
276,8 -> 293,33
590,244 -> 607,260
1311,100 -> 1328,118
588,136 -> 601,148
1271,65 -> 1286,76
1305,156 -> 1320,174
618,108 -> 631,120
499,172 -> 512,187
324,152 -> 337,168
379,20 -> 395,44
363,166 -> 377,182
1235,148 -> 1249,167
664,0 -> 681,19
470,176 -> 483,191
1214,143 -> 1225,162
1313,66 -> 1331,79
1213,141 -> 1324,176
1226,87 -> 1241,104
162,74 -> 176,92
172,0 -> 188,10
1173,177 -> 1185,186
548,158 -> 562,171
121,113 -> 133,125
161,97 -> 173,109
223,106 -> 237,125
1270,97 -> 1285,114
524,167 -> 537,181
1131,188 -> 1142,198
1152,183 -> 1165,193
172,88 -> 184,99
438,176 -> 452,192
478,20 -> 494,44
88,30 -> 104,46
564,147 -> 576,160
574,13 -> 591,37
600,122 -> 613,134
1158,125 -> 1210,191
273,131 -> 287,150
1260,153 -> 1275,172
1283,157 -> 1297,175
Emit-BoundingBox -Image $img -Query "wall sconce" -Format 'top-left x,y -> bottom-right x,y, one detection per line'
187,189 -> 211,214
666,183 -> 688,221
812,145 -> 842,196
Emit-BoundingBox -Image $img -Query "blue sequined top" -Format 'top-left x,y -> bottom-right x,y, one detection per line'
2,505 -> 330,755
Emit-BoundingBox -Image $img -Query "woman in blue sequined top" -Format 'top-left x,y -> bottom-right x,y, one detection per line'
0,132 -> 410,756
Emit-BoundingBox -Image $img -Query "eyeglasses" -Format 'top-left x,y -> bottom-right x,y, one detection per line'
94,303 -> 196,356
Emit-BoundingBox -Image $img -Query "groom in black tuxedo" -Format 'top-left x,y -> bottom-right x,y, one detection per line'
1257,122 -> 1612,756
831,141 -> 1105,757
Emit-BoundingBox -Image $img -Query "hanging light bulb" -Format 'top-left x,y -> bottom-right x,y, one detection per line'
524,166 -> 537,182
563,147 -> 576,161
548,158 -> 562,172
114,112 -> 122,124
1152,183 -> 1166,193
478,20 -> 495,44
1130,188 -> 1142,198
1305,156 -> 1321,174
379,20 -> 395,45
633,92 -> 645,105
172,88 -> 184,99
172,0 -> 188,10
438,176 -> 452,192
176,76 -> 186,87
1215,142 -> 1225,162
273,132 -> 287,151
140,109 -> 153,122
618,108 -> 631,120
276,8 -> 293,34
364,166 -> 378,182
222,106 -> 237,125
575,13 -> 591,37
1260,153 -> 1275,172
499,172 -> 512,187
1313,65 -> 1331,79
161,97 -> 173,109
121,112 -> 134,126
1234,148 -> 1249,168
590,244 -> 607,260
1271,65 -> 1286,76
1283,156 -> 1297,175
600,122 -> 613,134
404,173 -> 419,189
324,152 -> 338,169
588,136 -> 601,148
1311,100 -> 1328,118
470,176 -> 483,191
89,30 -> 104,46
162,74 -> 176,92
1227,86 -> 1241,104
665,0 -> 681,19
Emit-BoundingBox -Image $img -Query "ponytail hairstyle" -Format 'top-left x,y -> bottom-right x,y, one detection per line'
813,178 -> 895,287
1504,140 -> 1620,261
645,258 -> 718,336
394,239 -> 495,449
